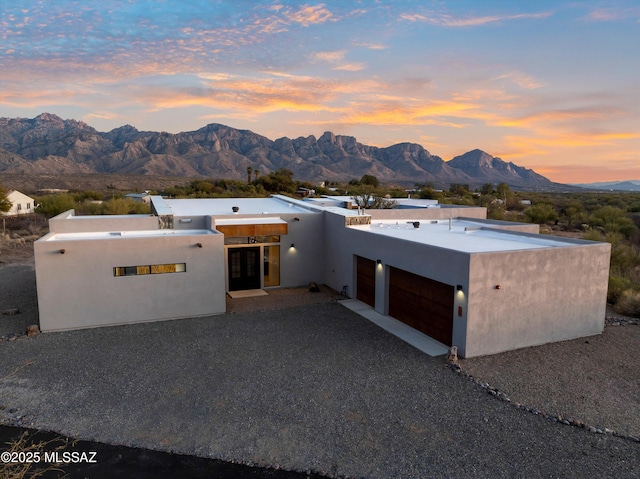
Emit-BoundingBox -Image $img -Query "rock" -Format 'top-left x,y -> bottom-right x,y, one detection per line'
446,346 -> 458,364
27,324 -> 40,337
2,308 -> 20,315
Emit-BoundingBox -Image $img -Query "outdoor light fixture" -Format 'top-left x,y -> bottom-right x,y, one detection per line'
59,249 -> 66,254
196,243 -> 203,248
456,284 -> 463,291
495,284 -> 502,290
293,217 -> 300,221
377,259 -> 382,265
290,243 -> 295,248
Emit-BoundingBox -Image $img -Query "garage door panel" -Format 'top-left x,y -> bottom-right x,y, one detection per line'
389,267 -> 453,346
356,256 -> 376,307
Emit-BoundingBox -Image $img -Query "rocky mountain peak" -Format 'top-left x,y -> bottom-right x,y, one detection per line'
0,113 -> 567,190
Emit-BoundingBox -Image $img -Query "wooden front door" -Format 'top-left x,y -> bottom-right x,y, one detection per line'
228,247 -> 261,291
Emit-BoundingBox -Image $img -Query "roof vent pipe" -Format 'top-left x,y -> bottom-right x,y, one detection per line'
449,217 -> 452,230
232,206 -> 239,213
413,221 -> 420,229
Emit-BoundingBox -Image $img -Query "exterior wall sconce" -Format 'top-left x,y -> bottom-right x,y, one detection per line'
456,284 -> 463,291
59,249 -> 66,254
196,243 -> 203,248
293,217 -> 300,221
290,243 -> 295,248
495,284 -> 502,290
377,259 -> 382,265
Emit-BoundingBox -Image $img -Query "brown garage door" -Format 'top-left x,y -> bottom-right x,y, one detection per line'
388,267 -> 453,346
356,256 -> 376,307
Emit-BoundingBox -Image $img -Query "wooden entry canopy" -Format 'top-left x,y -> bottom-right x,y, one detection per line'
214,218 -> 288,236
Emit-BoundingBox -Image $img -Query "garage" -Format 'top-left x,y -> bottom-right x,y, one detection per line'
388,267 -> 454,346
356,255 -> 376,307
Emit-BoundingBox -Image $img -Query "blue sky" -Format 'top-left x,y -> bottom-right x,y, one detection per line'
1,0 -> 639,183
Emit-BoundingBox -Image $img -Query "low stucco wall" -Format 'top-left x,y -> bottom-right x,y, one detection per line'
463,242 -> 611,357
369,206 -> 487,221
35,231 -> 226,331
48,210 -> 159,233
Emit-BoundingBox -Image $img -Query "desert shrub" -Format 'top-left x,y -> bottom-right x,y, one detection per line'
35,194 -> 77,218
606,232 -> 640,275
582,228 -> 603,241
608,276 -> 633,304
613,290 -> 640,318
102,198 -> 150,215
524,203 -> 558,224
589,206 -> 637,238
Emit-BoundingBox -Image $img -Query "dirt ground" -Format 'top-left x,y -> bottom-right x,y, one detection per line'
2,234 -> 640,443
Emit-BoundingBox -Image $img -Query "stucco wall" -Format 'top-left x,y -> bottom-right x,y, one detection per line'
463,242 -> 611,357
35,231 -> 226,331
49,210 -> 159,233
368,206 -> 487,221
277,212 -> 326,288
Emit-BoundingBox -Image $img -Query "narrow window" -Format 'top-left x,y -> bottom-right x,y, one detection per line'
263,245 -> 280,287
114,263 -> 186,277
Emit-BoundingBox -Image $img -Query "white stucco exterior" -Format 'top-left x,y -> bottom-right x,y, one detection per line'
34,195 -> 611,357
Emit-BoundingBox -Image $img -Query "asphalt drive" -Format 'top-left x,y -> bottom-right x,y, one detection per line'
0,265 -> 639,478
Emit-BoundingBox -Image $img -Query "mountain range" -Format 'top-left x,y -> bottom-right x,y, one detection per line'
572,180 -> 640,191
0,113 -> 571,191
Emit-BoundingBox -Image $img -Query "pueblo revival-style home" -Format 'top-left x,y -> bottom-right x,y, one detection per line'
34,195 -> 611,358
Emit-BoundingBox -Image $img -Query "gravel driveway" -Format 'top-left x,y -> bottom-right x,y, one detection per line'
1,264 -> 639,478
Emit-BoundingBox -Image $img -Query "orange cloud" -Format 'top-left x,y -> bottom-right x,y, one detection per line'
333,63 -> 366,71
314,50 -> 346,62
284,4 -> 334,26
399,11 -> 552,27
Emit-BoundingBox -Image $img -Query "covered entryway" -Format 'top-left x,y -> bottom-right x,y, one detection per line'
228,247 -> 261,291
356,255 -> 376,307
388,267 -> 454,346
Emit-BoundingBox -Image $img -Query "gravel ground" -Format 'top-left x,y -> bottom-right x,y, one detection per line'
1,263 -> 639,478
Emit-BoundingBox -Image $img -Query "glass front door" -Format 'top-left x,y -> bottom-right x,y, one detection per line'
228,247 -> 261,291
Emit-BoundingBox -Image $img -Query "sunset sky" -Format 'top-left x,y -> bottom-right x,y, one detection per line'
1,1 -> 639,184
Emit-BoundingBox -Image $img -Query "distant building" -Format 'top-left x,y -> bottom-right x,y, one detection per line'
124,193 -> 152,204
3,190 -> 35,216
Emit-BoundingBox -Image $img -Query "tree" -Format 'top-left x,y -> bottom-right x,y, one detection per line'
449,183 -> 469,195
360,174 -> 379,188
480,183 -> 494,195
524,203 -> 558,224
0,185 -> 10,213
350,183 -> 397,209
257,168 -> 297,194
247,166 -> 253,184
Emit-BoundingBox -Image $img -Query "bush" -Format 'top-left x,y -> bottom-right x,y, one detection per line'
524,203 -> 558,224
608,275 -> 633,304
589,206 -> 637,238
613,290 -> 640,318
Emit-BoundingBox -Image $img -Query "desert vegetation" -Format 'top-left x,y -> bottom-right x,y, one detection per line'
3,176 -> 639,317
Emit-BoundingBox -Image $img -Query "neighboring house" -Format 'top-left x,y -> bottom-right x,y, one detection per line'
34,195 -> 610,358
3,190 -> 35,215
124,192 -> 152,204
